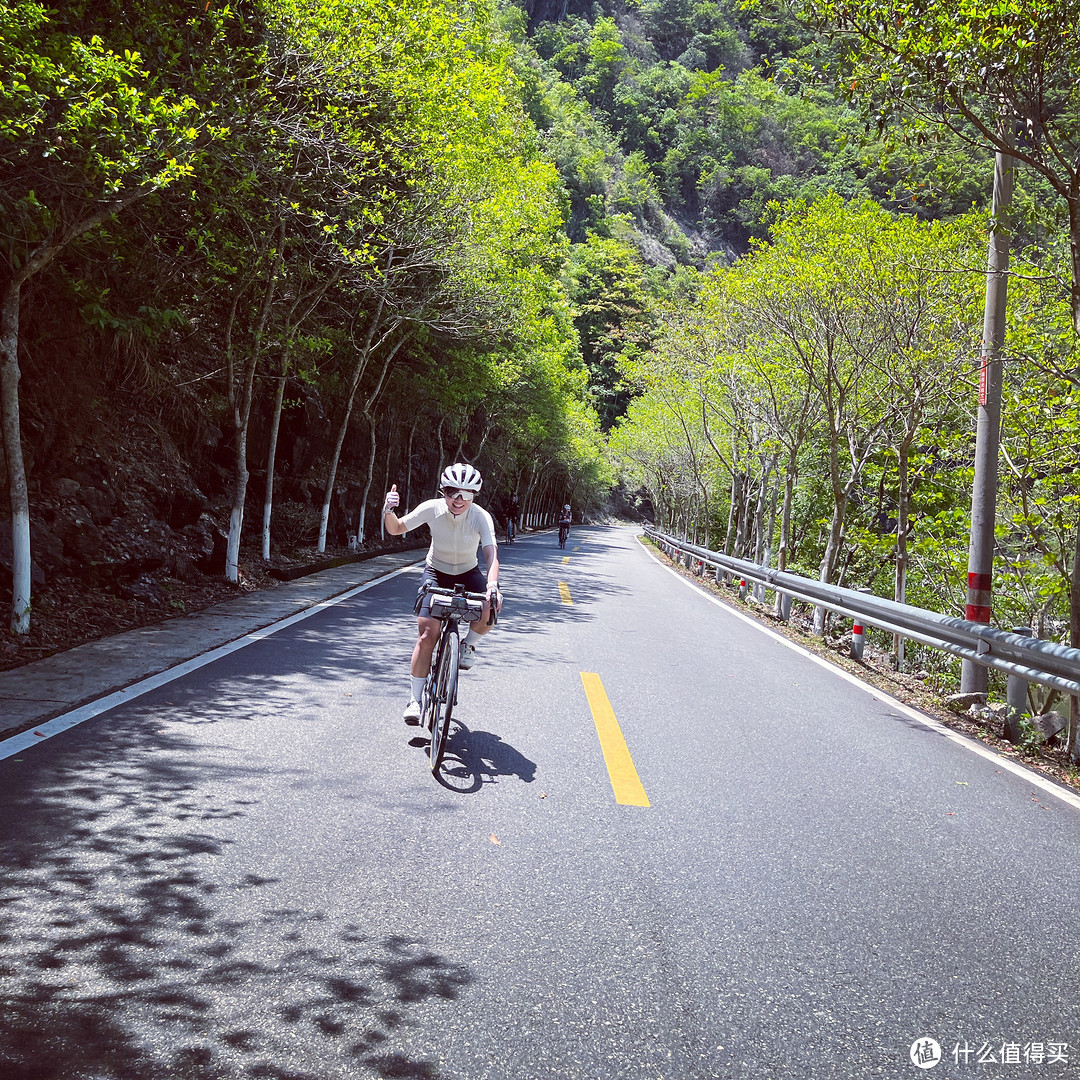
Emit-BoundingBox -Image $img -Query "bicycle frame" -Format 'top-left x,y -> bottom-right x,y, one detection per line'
419,583 -> 493,773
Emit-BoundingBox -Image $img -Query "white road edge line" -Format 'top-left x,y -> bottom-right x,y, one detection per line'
0,563 -> 421,762
640,538 -> 1080,815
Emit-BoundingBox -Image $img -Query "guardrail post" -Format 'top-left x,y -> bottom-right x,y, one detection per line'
739,578 -> 748,601
850,617 -> 865,660
777,593 -> 792,621
850,589 -> 872,660
1004,626 -> 1029,743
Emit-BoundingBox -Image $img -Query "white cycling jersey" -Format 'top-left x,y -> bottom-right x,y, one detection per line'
399,498 -> 496,575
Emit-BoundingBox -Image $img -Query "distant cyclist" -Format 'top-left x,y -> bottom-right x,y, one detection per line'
505,492 -> 520,543
558,504 -> 572,548
382,463 -> 501,724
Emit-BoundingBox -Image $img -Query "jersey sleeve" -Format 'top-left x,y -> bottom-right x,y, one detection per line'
399,499 -> 438,533
476,506 -> 496,548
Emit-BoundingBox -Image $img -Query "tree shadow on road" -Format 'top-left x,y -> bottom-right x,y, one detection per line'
0,723 -> 472,1080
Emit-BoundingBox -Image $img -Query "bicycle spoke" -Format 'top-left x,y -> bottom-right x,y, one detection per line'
429,629 -> 459,773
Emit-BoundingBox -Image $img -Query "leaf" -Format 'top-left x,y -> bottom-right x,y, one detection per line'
489,833 -> 500,845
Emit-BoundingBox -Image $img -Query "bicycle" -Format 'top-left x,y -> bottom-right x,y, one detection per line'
418,583 -> 496,773
558,523 -> 570,549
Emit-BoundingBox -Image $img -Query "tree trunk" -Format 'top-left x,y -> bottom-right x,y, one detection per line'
224,337 -> 260,584
777,450 -> 797,575
380,426 -> 391,541
317,390 -> 360,554
734,472 -> 753,559
723,472 -> 740,556
226,233 -> 282,582
0,199 -> 150,629
356,340 -> 403,543
893,436 -> 913,669
756,457 -> 779,601
750,456 -> 774,598
813,488 -> 848,636
260,269 -> 338,562
1068,511 -> 1080,760
316,318 -> 392,553
763,466 -> 780,568
435,417 -> 447,497
357,413 -> 377,545
523,459 -> 543,528
814,433 -> 869,634
775,452 -> 797,617
261,355 -> 288,562
0,280 -> 31,634
474,417 -> 494,461
405,418 -> 417,512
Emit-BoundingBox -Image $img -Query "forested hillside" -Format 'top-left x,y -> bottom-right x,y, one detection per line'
569,0 -> 1080,746
1,0 -> 615,661
2,0 -> 1079,750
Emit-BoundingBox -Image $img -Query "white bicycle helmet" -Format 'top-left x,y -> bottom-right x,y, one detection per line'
441,462 -> 483,492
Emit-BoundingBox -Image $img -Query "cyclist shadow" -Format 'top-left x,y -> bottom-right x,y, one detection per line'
411,721 -> 537,794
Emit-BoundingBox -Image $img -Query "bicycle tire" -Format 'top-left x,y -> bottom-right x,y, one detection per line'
429,630 -> 459,772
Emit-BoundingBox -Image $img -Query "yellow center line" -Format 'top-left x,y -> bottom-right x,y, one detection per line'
561,555 -> 570,564
558,581 -> 573,605
580,673 -> 650,807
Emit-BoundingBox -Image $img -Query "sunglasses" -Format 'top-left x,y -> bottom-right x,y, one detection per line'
441,488 -> 475,501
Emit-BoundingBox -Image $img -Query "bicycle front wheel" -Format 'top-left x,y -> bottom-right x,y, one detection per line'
429,630 -> 459,773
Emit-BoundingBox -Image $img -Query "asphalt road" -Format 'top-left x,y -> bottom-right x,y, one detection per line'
1,526 -> 1079,1080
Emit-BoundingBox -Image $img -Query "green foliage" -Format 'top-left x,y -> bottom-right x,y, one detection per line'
799,0 -> 1080,339
7,0 -> 613,557
564,233 -> 656,430
0,0 -> 218,273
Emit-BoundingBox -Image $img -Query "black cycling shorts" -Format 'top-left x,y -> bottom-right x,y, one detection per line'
415,564 -> 487,619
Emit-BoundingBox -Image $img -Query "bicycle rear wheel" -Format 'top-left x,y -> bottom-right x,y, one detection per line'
429,629 -> 459,772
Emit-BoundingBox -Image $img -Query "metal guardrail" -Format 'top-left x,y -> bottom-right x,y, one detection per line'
645,527 -> 1080,698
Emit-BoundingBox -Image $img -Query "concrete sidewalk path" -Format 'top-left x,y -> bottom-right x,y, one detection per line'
0,549 -> 425,740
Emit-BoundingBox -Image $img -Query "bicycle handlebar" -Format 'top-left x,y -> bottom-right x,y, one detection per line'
421,582 -> 499,626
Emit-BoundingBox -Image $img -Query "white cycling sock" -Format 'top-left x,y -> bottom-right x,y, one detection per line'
411,675 -> 426,700
464,627 -> 481,646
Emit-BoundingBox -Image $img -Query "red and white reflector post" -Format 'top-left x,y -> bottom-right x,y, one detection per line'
851,619 -> 865,660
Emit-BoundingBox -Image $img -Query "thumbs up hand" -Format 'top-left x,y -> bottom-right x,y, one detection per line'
383,484 -> 399,514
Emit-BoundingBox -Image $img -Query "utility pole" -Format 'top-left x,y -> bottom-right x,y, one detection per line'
960,144 -> 1014,694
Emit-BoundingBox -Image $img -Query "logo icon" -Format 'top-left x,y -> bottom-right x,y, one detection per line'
910,1038 -> 942,1069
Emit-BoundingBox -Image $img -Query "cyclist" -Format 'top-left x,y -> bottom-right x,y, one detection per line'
382,463 -> 501,725
558,504 -> 572,547
505,493 -> 520,544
